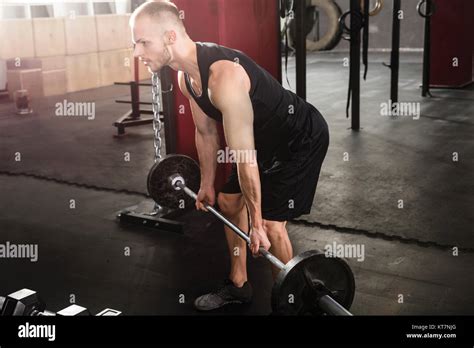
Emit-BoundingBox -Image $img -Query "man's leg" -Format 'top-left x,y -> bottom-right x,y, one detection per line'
264,220 -> 293,279
193,192 -> 252,311
217,192 -> 249,287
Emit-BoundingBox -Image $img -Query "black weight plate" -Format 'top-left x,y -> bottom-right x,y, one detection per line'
147,154 -> 200,210
271,250 -> 355,315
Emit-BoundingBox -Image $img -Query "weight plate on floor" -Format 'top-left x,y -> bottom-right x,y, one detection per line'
147,154 -> 200,210
271,250 -> 355,315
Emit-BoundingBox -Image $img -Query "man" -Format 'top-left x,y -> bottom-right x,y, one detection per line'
130,1 -> 329,311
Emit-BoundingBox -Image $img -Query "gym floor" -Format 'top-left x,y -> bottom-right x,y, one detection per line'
0,52 -> 473,315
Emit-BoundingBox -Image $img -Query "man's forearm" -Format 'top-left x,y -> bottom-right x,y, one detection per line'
195,131 -> 219,187
237,163 -> 263,229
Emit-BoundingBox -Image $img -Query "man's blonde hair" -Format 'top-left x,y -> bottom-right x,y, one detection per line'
130,1 -> 186,34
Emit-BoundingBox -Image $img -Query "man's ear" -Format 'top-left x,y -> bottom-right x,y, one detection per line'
165,30 -> 177,44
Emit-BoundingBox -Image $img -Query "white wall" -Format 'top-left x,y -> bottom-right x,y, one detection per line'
0,0 -> 132,19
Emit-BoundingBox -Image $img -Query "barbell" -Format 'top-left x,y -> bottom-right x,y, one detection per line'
148,154 -> 356,315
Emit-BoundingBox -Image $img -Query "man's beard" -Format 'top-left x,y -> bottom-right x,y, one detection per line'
150,48 -> 171,73
145,61 -> 162,73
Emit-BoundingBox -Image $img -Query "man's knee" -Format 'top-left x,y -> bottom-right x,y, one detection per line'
264,220 -> 288,240
217,193 -> 245,216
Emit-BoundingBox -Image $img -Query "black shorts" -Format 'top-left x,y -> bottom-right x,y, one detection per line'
220,112 -> 329,222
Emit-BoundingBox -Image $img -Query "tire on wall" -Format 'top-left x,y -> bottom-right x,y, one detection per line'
288,0 -> 343,52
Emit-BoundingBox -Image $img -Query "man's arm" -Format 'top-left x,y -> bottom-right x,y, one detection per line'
177,71 -> 220,189
208,62 -> 264,232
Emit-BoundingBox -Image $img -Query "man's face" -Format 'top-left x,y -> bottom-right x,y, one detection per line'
132,16 -> 171,73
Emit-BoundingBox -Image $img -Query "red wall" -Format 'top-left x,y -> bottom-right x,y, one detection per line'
430,0 -> 473,87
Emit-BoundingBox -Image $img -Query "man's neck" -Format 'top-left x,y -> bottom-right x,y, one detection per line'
175,39 -> 201,82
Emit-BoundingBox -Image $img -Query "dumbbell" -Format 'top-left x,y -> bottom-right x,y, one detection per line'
1,289 -> 121,316
32,306 -> 121,316
31,304 -> 91,316
1,288 -> 46,316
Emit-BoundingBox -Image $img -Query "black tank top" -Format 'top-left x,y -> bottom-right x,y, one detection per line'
184,41 -> 321,161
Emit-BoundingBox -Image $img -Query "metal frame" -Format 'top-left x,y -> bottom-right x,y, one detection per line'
295,0 -> 306,100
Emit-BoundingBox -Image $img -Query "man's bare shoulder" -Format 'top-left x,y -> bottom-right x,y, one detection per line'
208,60 -> 251,93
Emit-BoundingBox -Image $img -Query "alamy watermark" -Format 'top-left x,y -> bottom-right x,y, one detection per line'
217,147 -> 257,166
324,242 -> 365,262
380,99 -> 420,120
55,99 -> 95,120
0,241 -> 38,262
18,322 -> 55,341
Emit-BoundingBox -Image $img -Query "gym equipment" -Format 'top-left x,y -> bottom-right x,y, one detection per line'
272,250 -> 355,315
57,305 -> 91,316
30,309 -> 56,316
360,0 -> 383,16
295,0 -> 307,99
148,155 -> 356,315
339,0 -> 382,129
30,305 -> 90,316
117,72 -> 187,233
280,0 -> 292,18
113,80 -> 156,137
280,0 -> 308,98
147,154 -> 201,211
383,0 -> 401,107
339,0 -> 365,129
0,289 -> 121,316
31,306 -> 122,316
280,0 -> 296,89
417,0 -> 436,18
96,308 -> 122,316
417,0 -> 435,97
0,288 -> 45,316
288,0 -> 343,52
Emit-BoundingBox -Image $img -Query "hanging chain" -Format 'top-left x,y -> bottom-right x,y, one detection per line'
152,72 -> 163,162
